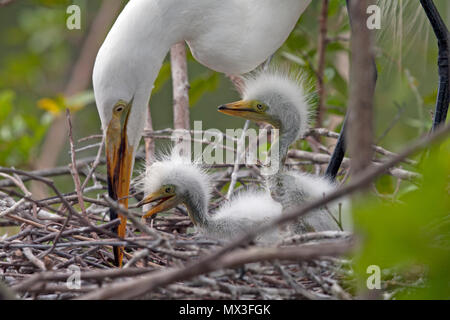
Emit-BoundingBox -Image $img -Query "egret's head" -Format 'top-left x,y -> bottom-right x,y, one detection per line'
136,152 -> 211,222
218,69 -> 312,140
93,47 -> 149,212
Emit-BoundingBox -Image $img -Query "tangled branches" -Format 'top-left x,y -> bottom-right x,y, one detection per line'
0,117 -> 448,300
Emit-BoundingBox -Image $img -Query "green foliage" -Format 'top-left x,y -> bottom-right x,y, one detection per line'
0,90 -> 51,166
38,90 -> 94,115
152,61 -> 171,96
189,72 -> 220,107
353,139 -> 450,299
0,3 -> 75,167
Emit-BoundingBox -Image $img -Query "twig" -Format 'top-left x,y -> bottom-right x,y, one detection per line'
316,0 -> 329,127
22,248 -> 46,271
227,120 -> 250,199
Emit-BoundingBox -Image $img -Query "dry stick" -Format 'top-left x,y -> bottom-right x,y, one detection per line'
316,0 -> 329,128
66,110 -> 86,216
12,267 -> 154,292
304,128 -> 417,166
288,149 -> 420,181
274,261 -> 322,300
347,0 -> 376,178
0,156 -> 104,188
80,135 -> 105,191
171,42 -> 191,131
78,123 -> 450,300
227,120 -> 250,199
22,248 -> 46,271
32,219 -> 120,243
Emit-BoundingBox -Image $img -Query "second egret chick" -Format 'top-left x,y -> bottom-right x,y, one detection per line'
218,69 -> 352,233
137,153 -> 284,243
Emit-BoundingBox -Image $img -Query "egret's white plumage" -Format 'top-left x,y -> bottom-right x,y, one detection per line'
94,0 -> 312,150
139,152 -> 283,243
221,69 -> 352,232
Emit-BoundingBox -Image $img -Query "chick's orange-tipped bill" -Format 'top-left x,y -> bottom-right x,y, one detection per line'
137,191 -> 178,220
105,101 -> 133,267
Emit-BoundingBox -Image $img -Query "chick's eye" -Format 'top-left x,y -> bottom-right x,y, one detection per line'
165,187 -> 172,193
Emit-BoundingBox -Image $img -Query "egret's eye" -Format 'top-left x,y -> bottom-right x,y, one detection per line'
114,104 -> 126,113
256,103 -> 264,111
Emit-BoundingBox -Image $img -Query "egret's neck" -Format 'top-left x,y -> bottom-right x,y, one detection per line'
94,0 -> 193,147
183,188 -> 209,228
271,123 -> 300,171
281,126 -> 298,163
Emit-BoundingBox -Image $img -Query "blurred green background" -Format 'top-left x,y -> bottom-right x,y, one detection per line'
0,0 -> 448,174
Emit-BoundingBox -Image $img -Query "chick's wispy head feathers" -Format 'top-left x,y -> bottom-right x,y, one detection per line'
139,151 -> 212,205
241,68 -> 313,138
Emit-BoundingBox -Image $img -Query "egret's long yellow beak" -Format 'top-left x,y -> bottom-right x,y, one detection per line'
105,102 -> 133,267
137,191 -> 178,220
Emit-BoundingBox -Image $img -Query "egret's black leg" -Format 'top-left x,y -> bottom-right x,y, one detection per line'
419,0 -> 450,130
325,0 -> 377,181
325,114 -> 347,180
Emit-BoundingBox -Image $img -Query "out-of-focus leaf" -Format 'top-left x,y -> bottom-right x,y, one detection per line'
374,174 -> 395,195
423,90 -> 438,106
0,90 -> 15,121
37,96 -> 64,115
353,139 -> 450,299
189,72 -> 219,106
66,90 -> 95,111
152,61 -> 171,95
281,52 -> 306,66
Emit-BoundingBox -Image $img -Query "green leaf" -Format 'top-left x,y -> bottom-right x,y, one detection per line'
0,90 -> 15,121
152,61 -> 171,95
353,139 -> 450,299
189,72 -> 219,106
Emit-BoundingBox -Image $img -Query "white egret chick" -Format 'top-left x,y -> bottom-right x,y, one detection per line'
137,153 -> 284,243
218,69 -> 352,233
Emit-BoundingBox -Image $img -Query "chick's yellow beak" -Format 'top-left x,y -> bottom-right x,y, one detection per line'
137,191 -> 178,220
218,100 -> 273,125
218,100 -> 255,119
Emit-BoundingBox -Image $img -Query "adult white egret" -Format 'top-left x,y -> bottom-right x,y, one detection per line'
137,153 -> 284,243
93,0 -> 311,266
218,69 -> 352,232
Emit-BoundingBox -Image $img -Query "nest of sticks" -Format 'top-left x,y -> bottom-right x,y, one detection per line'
0,121 -> 420,300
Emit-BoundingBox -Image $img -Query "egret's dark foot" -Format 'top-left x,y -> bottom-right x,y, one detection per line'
419,0 -> 449,130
